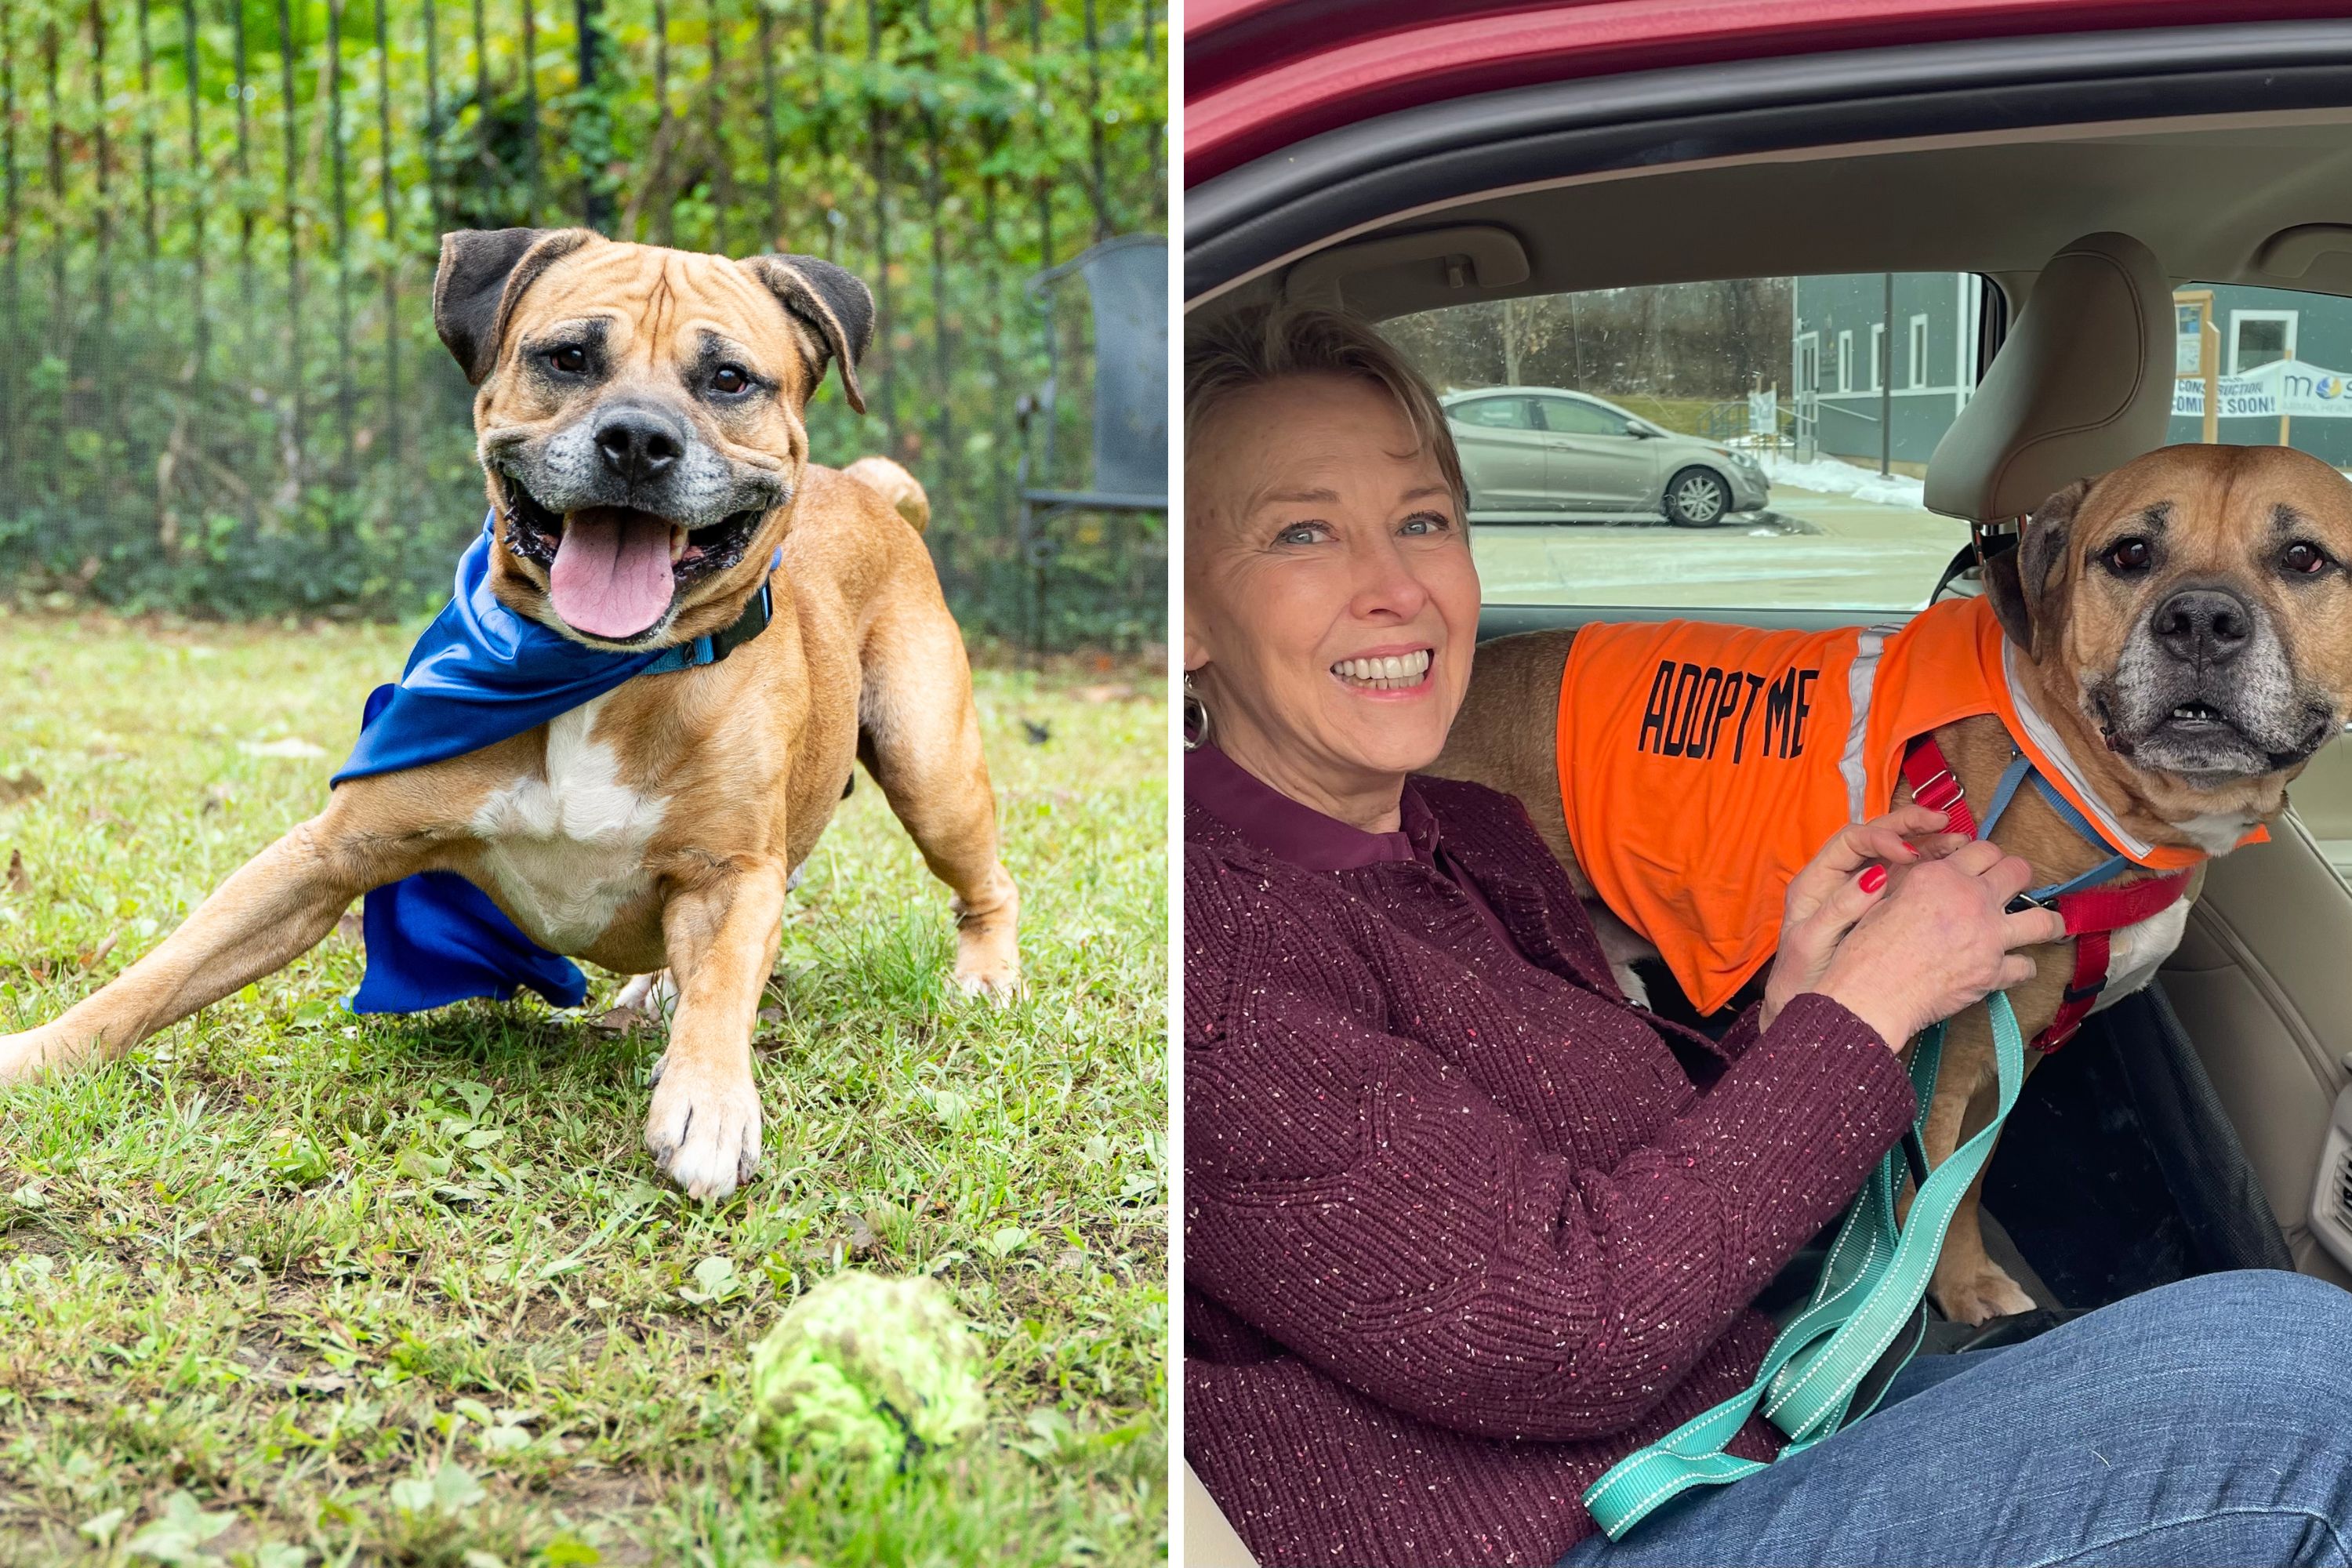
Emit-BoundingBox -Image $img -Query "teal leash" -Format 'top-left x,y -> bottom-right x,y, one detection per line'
1583,991 -> 2026,1537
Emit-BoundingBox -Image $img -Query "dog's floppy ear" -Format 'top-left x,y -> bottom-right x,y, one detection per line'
740,253 -> 873,414
1984,477 -> 2092,654
433,227 -> 597,384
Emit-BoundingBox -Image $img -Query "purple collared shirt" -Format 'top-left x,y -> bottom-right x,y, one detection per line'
1184,740 -> 1520,952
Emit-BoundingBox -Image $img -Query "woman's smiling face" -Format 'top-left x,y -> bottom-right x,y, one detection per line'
1185,372 -> 1480,826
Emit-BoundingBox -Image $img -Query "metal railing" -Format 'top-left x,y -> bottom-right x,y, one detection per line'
0,0 -> 1164,650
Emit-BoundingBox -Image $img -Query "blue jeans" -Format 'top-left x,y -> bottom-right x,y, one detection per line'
1561,1271 -> 2352,1567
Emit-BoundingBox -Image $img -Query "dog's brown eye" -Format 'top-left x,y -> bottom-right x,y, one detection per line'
712,365 -> 751,395
547,344 -> 588,375
2103,537 -> 2153,574
2284,541 -> 2331,575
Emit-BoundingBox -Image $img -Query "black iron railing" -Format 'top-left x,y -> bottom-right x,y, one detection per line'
0,0 -> 1164,650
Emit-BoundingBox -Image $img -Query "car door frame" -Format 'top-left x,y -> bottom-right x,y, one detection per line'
1531,393 -> 1659,514
1445,393 -> 1557,514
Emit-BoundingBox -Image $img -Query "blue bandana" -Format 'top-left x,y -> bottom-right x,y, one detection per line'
335,517 -> 775,1014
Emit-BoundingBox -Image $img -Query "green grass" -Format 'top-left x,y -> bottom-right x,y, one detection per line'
0,613 -> 1168,1566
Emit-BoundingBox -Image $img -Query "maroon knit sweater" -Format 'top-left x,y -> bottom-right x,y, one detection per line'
1185,772 -> 1918,1567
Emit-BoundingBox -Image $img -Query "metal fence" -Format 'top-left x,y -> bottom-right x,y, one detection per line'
0,0 -> 1165,651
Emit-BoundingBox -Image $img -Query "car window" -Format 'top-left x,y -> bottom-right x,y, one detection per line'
2172,282 -> 2352,462
1451,395 -> 1534,430
1536,397 -> 1631,437
1385,274 -> 1985,612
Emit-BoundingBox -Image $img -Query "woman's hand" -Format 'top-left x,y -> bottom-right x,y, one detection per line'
1761,807 -> 2067,1049
1761,805 -> 1954,1033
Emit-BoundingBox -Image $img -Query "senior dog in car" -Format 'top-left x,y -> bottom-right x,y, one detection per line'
1434,442 -> 2352,1323
0,227 -> 1021,1200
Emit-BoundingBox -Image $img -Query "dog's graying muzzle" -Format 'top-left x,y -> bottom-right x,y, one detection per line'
2152,586 -> 2252,667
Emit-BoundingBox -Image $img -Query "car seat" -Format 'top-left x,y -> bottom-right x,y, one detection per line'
1184,1458 -> 1261,1566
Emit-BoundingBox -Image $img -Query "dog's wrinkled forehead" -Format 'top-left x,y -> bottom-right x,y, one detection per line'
2074,444 -> 2352,576
503,247 -> 804,407
431,227 -> 873,421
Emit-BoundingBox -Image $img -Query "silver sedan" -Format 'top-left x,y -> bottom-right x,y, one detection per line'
1443,387 -> 1770,527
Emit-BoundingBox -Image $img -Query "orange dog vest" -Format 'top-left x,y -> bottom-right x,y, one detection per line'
1554,593 -> 2253,1014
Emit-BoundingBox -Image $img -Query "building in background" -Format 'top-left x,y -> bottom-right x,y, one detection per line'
1794,275 -> 2352,472
1792,273 -> 1983,470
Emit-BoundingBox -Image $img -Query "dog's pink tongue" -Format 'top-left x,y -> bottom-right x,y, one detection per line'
550,507 -> 675,638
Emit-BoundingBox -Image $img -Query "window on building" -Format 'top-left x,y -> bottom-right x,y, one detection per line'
2230,310 -> 2298,374
1909,314 -> 1931,389
1836,330 -> 1853,394
1867,323 -> 1885,392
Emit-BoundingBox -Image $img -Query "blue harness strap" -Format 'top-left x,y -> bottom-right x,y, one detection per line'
1977,752 -> 2132,903
337,518 -> 779,1014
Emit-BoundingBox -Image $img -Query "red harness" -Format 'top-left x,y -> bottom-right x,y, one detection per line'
1900,738 -> 2195,1054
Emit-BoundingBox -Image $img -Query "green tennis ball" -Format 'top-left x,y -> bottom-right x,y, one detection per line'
746,1270 -> 986,1477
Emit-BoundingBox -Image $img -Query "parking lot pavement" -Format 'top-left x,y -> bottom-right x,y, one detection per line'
1472,484 -> 1973,614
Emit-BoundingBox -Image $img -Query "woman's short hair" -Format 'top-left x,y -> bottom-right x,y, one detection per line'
1183,304 -> 1466,509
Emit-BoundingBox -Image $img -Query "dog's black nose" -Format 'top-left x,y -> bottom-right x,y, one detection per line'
2154,588 -> 2252,665
593,405 -> 686,484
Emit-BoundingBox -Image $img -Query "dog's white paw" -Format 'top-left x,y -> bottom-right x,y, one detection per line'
951,957 -> 1022,1004
610,970 -> 677,1022
1933,1261 -> 2038,1327
949,887 -> 1020,1004
644,1059 -> 762,1202
0,1025 -> 73,1086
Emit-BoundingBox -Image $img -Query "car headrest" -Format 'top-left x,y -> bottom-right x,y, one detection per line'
1924,232 -> 2172,524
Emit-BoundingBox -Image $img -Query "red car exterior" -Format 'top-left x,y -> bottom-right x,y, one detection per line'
1186,0 -> 2352,187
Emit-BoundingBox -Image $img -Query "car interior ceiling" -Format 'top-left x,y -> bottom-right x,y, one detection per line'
1189,112 -> 2352,328
1184,105 -> 2352,1318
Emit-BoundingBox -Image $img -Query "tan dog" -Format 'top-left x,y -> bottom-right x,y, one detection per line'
0,228 -> 1020,1200
1434,443 -> 2352,1323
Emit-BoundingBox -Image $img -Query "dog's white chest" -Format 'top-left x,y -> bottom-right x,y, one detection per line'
2089,897 -> 2193,1015
470,698 -> 667,953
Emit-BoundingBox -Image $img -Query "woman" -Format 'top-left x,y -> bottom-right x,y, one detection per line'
1182,305 -> 2352,1568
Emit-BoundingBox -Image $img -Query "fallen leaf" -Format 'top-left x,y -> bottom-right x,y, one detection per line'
5,850 -> 27,895
122,1490 -> 232,1560
294,1371 -> 351,1396
75,1507 -> 125,1544
335,909 -> 365,947
74,934 -> 118,970
0,771 -> 44,804
847,1215 -> 880,1254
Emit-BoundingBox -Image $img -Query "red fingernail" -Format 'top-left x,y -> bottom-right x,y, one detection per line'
1901,843 -> 1921,858
1860,866 -> 1887,893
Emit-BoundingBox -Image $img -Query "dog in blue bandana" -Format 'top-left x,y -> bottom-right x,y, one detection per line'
0,229 -> 1022,1200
